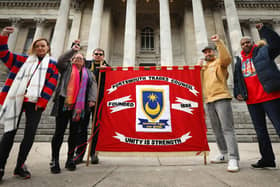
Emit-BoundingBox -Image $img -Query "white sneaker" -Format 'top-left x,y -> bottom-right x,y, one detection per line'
210,154 -> 228,164
227,159 -> 239,172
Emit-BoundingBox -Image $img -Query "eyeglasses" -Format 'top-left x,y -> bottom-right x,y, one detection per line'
94,53 -> 104,56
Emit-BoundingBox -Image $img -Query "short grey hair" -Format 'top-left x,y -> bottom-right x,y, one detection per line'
240,36 -> 254,44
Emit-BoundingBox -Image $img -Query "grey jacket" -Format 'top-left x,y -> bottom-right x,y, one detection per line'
51,49 -> 97,116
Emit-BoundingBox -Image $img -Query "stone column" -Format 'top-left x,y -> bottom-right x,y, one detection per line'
183,6 -> 197,65
86,0 -> 104,59
159,0 -> 173,66
67,9 -> 82,48
192,0 -> 208,60
33,18 -> 46,40
123,0 -> 136,67
51,0 -> 71,59
8,17 -> 21,51
249,18 -> 260,42
223,0 -> 242,57
272,18 -> 280,34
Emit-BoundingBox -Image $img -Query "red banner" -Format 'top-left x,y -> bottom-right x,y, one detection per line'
96,66 -> 209,152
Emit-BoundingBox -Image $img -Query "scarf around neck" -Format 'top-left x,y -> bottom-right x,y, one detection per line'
0,54 -> 50,132
64,65 -> 88,121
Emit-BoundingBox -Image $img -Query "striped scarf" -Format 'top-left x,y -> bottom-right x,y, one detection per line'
64,65 -> 88,121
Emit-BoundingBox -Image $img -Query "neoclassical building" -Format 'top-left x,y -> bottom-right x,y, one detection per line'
0,0 -> 280,67
0,0 -> 280,141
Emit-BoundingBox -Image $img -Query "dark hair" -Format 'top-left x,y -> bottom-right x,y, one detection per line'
93,48 -> 105,56
28,38 -> 51,55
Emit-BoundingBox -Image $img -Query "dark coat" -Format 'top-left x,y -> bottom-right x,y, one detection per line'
51,50 -> 97,116
234,26 -> 280,100
86,60 -> 110,106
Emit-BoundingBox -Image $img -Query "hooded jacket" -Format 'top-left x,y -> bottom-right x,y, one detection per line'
234,26 -> 280,100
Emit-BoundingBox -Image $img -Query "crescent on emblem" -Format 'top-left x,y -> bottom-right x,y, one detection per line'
145,102 -> 160,115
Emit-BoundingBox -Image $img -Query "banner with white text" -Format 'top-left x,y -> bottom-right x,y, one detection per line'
96,66 -> 209,152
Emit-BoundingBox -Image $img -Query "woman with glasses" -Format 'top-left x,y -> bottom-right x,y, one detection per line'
0,26 -> 58,181
50,40 -> 97,174
74,48 -> 109,165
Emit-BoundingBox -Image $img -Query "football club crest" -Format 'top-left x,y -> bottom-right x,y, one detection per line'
136,85 -> 171,132
142,91 -> 163,121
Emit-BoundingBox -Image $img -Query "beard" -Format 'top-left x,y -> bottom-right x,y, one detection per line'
243,46 -> 252,54
205,55 -> 215,62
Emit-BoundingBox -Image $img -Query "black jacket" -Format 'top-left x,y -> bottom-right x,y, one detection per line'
86,60 -> 110,105
234,26 -> 280,100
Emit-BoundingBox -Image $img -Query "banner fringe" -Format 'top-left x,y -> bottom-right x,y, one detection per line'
96,151 -> 209,157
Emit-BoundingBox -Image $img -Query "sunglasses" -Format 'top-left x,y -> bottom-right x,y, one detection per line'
94,53 -> 104,56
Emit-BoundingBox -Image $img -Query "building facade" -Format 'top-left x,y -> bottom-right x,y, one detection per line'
0,0 -> 280,142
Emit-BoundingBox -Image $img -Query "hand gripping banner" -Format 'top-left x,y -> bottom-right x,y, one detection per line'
96,66 -> 209,153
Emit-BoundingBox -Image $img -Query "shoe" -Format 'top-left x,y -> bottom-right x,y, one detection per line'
91,155 -> 99,164
210,154 -> 228,164
74,157 -> 84,165
14,165 -> 31,179
65,158 -> 76,171
227,159 -> 239,172
251,159 -> 276,169
0,169 -> 4,181
50,160 -> 61,174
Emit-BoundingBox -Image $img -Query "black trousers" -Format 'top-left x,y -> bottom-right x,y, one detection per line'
51,97 -> 79,161
247,98 -> 280,163
75,106 -> 100,159
75,111 -> 91,159
0,102 -> 43,169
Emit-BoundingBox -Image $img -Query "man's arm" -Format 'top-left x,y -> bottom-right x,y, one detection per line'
257,23 -> 280,59
212,35 -> 232,67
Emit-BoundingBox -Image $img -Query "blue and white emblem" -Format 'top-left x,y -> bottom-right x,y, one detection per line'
136,85 -> 171,132
142,91 -> 163,121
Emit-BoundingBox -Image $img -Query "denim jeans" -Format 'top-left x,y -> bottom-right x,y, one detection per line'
247,98 -> 280,163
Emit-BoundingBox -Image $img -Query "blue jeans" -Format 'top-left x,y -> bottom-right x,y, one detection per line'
247,98 -> 280,163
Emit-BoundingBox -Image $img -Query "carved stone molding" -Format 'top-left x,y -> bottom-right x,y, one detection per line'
33,17 -> 47,26
0,0 -> 60,8
8,17 -> 22,26
272,18 -> 280,25
216,0 -> 280,9
248,18 -> 261,24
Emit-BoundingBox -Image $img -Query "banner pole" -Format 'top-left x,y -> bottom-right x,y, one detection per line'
86,69 -> 103,166
204,151 -> 207,165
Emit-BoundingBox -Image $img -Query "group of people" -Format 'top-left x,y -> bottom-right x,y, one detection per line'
0,22 -> 279,182
200,23 -> 280,172
0,26 -> 108,181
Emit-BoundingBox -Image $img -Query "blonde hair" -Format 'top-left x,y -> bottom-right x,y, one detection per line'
28,37 -> 51,55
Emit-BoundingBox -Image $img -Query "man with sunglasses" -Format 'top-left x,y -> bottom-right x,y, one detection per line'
75,48 -> 109,165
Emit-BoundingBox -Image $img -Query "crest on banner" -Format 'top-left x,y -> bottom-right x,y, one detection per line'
136,85 -> 171,132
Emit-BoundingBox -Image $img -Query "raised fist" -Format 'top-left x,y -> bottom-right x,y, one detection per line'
72,45 -> 80,52
1,26 -> 15,36
71,39 -> 81,51
211,34 -> 219,42
256,23 -> 263,30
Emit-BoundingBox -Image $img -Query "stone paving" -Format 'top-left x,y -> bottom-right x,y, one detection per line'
0,143 -> 280,187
